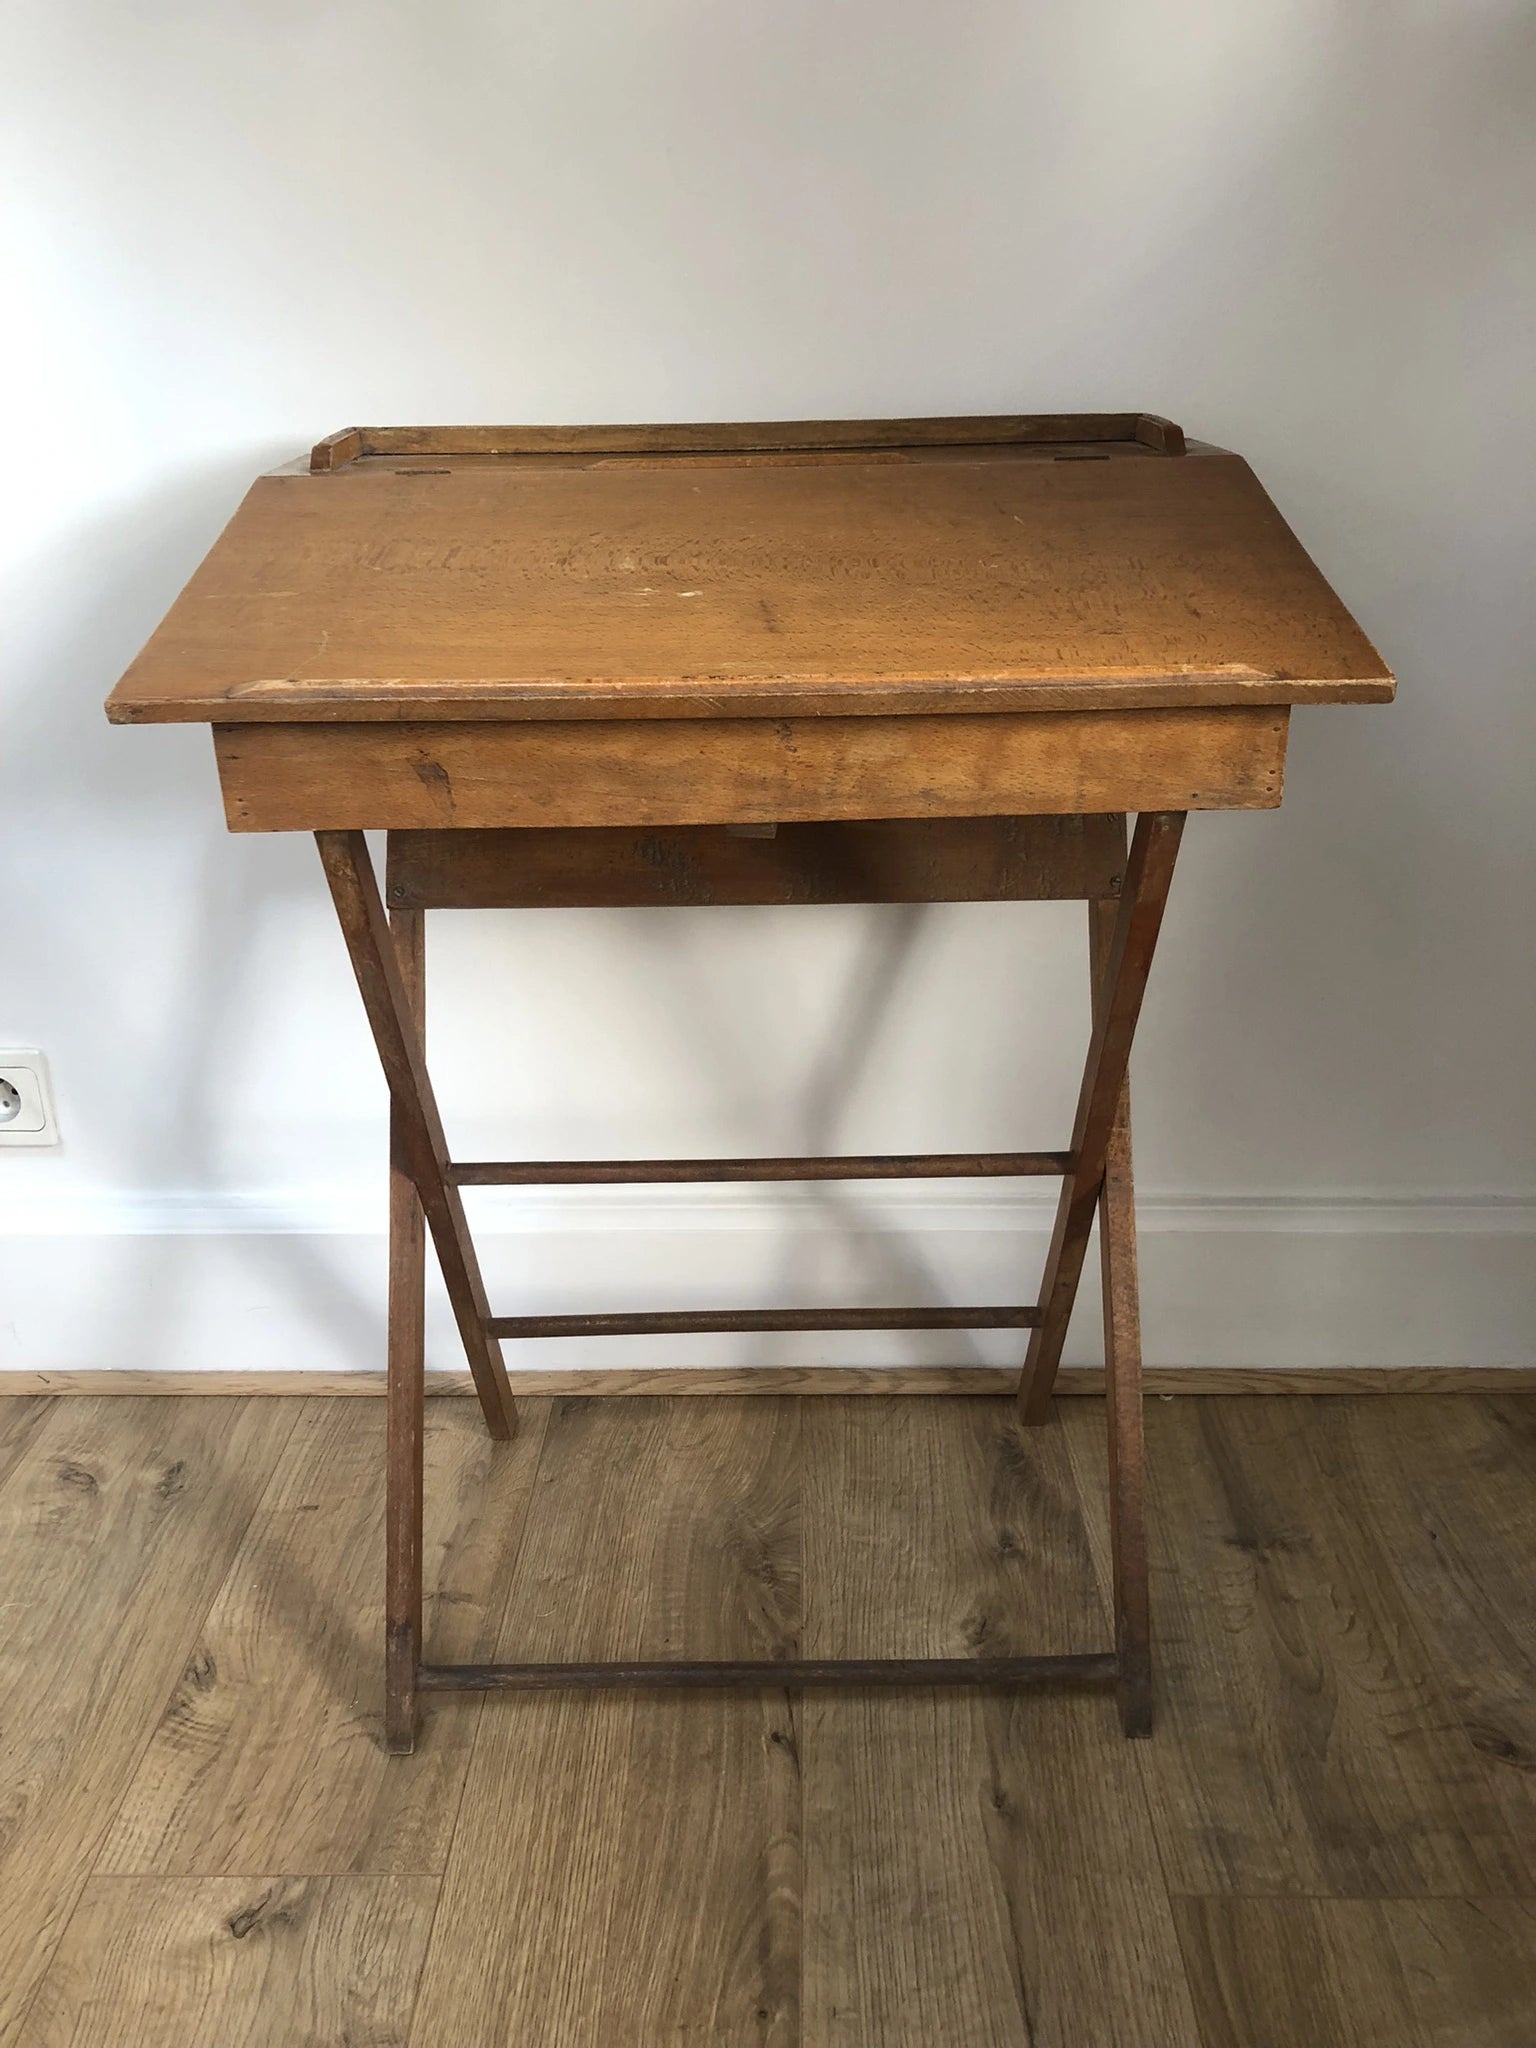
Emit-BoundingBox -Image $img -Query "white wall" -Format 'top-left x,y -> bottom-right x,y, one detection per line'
3,1 -> 1532,1372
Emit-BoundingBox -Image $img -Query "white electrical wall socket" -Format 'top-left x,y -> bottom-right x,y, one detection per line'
0,1052 -> 59,1146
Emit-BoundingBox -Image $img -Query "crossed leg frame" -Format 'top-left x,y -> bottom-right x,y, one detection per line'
316,811 -> 1184,1754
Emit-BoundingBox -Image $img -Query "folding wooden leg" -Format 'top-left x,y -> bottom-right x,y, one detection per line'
316,832 -> 517,1442
384,904 -> 426,1754
324,812 -> 1171,1745
1090,890 -> 1153,1737
1016,811 -> 1184,1425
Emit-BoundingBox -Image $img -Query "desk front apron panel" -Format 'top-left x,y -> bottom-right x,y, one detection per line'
213,706 -> 1288,832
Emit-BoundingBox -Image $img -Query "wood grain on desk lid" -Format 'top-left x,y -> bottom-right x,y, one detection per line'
106,425 -> 1393,725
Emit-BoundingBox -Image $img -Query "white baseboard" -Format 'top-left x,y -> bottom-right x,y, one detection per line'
1,1188 -> 1532,1376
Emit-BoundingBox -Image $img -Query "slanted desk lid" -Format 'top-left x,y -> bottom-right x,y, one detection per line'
106,415 -> 1393,726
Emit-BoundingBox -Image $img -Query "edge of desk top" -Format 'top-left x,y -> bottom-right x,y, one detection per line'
106,414 -> 1395,727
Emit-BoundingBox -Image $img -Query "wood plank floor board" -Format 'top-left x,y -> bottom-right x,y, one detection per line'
1,1390 -> 1530,2045
15,1875 -> 438,2048
97,1398 -> 552,1879
1330,1394 -> 1536,1872
1373,1898 -> 1536,2048
1109,1398 -> 1533,1898
803,1397 -> 1105,1663
802,1399 -> 1202,2048
406,1396 -> 803,2046
1173,1895 -> 1536,2048
0,1397 -> 298,2048
0,1397 -> 55,1493
1061,1397 -> 1323,1893
1201,1398 -> 1535,1898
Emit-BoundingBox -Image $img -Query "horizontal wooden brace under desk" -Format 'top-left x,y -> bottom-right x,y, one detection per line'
452,1150 -> 1072,1184
487,1305 -> 1038,1340
416,1654 -> 1120,1694
386,814 -> 1127,908
215,706 -> 1287,832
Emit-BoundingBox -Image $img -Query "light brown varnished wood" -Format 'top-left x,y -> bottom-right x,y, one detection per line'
316,831 -> 516,1440
408,1397 -> 802,2045
99,408 -> 1397,1832
801,1398 -> 1203,2046
4,1391 -> 1532,2043
96,1399 -> 549,1880
1173,1896 -> 1536,2048
1020,811 -> 1184,1420
316,413 -> 1183,467
307,425 -> 364,471
385,813 -> 1128,910
0,1397 -> 297,2046
16,1875 -> 438,2048
107,422 -> 1391,728
452,1149 -> 1069,1186
1090,883 -> 1153,1737
0,1395 -> 53,1487
217,708 -> 1284,830
1319,1394 -> 1536,1861
1116,1398 -> 1534,1897
385,904 -> 425,1753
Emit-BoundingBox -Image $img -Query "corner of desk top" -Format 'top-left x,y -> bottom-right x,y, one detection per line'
308,426 -> 366,472
103,687 -> 153,725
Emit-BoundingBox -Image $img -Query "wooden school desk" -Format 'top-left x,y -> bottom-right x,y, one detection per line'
106,414 -> 1393,1751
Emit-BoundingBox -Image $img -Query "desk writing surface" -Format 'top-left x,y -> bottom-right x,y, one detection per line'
106,416 -> 1392,727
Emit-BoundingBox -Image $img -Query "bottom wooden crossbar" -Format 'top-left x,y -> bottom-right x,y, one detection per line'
487,1305 -> 1037,1339
417,1654 -> 1119,1692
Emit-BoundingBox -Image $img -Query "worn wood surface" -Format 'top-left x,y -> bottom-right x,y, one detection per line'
386,813 -> 1128,910
217,707 -> 1286,831
801,1397 -> 1202,2048
1174,1897 -> 1536,2048
1106,1398 -> 1535,1897
107,421 -> 1391,727
385,904 -> 426,1752
16,1876 -> 437,2048
1089,883 -> 1153,1735
451,1149 -> 1071,1186
0,1395 -> 53,1483
1,1390 -> 1532,2045
96,1399 -> 548,1880
0,1397 -> 297,2047
1020,811 -> 1184,1419
316,831 -> 516,1439
408,1396 -> 803,2045
1322,1393 -> 1536,1861
313,414 -> 1185,467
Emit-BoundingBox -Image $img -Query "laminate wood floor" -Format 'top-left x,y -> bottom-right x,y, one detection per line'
0,1391 -> 1530,2047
